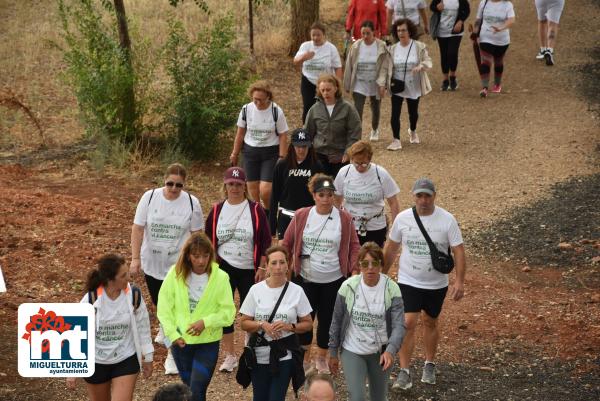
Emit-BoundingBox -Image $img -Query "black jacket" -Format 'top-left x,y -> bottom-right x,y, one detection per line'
430,0 -> 470,34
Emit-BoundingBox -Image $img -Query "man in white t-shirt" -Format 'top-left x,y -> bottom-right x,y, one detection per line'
383,177 -> 466,391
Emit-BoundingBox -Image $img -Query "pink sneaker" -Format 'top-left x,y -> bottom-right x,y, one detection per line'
491,84 -> 502,93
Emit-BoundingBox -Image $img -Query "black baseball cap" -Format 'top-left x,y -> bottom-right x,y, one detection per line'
291,128 -> 312,147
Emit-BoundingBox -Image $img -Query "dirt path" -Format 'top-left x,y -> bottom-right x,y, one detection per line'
1,0 -> 599,400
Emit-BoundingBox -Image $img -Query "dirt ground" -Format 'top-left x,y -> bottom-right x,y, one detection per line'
1,0 -> 599,400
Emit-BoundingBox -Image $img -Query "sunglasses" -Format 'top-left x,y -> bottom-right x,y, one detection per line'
359,259 -> 381,269
166,181 -> 184,188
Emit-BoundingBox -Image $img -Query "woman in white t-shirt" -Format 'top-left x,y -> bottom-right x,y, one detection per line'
385,18 -> 432,151
343,20 -> 391,142
329,242 -> 405,401
282,174 -> 361,375
294,21 -> 343,122
386,0 -> 429,37
130,163 -> 204,374
474,0 -> 516,97
240,245 -> 313,400
430,0 -> 471,91
334,140 -> 400,248
67,254 -> 154,400
230,80 -> 289,215
204,166 -> 272,373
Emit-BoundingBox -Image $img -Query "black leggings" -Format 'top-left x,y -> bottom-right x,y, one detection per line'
293,276 -> 345,349
437,36 -> 462,74
301,75 -> 317,123
144,274 -> 163,306
390,95 -> 420,138
479,42 -> 509,87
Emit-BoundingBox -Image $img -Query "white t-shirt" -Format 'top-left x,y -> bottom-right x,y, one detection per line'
187,272 -> 209,313
236,102 -> 289,148
389,206 -> 463,289
342,275 -> 389,355
240,281 -> 312,365
81,291 -> 136,364
301,207 -> 343,283
334,164 -> 400,231
326,104 -> 335,116
354,41 -> 379,97
477,0 -> 515,46
134,189 -> 204,280
392,41 -> 421,100
216,200 -> 254,269
296,41 -> 342,85
438,0 -> 463,37
386,0 -> 427,26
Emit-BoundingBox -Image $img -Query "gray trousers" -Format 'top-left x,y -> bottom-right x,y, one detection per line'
352,92 -> 381,131
340,348 -> 391,401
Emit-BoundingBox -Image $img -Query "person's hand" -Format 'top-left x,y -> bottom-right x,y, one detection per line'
229,153 -> 239,166
255,268 -> 266,283
449,281 -> 464,301
142,361 -> 153,378
378,86 -> 386,98
186,320 -> 205,336
329,357 -> 339,375
304,51 -> 316,61
436,2 -> 444,11
66,377 -> 77,389
412,65 -> 423,73
424,25 -> 430,34
262,322 -> 282,339
174,338 -> 186,348
129,259 -> 141,275
492,25 -> 503,33
270,320 -> 290,333
452,20 -> 463,33
380,351 -> 393,371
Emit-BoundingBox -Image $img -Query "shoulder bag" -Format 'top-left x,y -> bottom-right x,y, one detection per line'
236,281 -> 290,387
412,207 -> 455,274
390,40 -> 414,94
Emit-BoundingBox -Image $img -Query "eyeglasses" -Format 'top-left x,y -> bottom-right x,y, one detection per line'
166,181 -> 184,188
353,161 -> 370,168
359,259 -> 381,269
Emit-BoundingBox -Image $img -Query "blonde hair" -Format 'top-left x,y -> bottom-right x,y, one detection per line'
348,140 -> 373,160
175,232 -> 215,281
316,74 -> 342,99
247,80 -> 274,101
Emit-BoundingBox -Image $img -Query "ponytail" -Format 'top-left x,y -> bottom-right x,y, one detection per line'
85,253 -> 125,292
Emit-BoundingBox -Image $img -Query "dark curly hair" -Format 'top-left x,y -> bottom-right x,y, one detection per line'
391,18 -> 418,42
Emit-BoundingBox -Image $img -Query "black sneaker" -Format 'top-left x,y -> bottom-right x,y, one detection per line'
544,50 -> 554,66
440,80 -> 449,91
449,79 -> 458,91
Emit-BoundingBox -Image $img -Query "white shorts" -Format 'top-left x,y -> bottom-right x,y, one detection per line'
535,0 -> 565,23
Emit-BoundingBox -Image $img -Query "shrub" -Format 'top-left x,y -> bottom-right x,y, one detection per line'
165,15 -> 250,161
57,0 -> 139,145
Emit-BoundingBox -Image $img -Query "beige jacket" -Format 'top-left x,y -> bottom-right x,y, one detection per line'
343,38 -> 390,100
384,40 -> 432,97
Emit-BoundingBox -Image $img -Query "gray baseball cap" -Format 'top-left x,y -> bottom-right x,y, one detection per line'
412,177 -> 436,195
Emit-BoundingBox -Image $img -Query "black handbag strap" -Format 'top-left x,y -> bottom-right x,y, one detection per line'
401,40 -> 414,81
411,206 -> 438,256
267,281 -> 289,323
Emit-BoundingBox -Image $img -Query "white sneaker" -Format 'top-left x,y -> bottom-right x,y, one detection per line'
219,354 -> 238,372
536,48 -> 546,60
164,349 -> 179,375
154,327 -> 165,345
369,129 -> 380,141
386,139 -> 402,151
409,129 -> 420,144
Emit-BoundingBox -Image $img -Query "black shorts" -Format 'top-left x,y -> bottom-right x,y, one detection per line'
84,354 -> 139,384
398,283 -> 448,319
242,144 -> 279,182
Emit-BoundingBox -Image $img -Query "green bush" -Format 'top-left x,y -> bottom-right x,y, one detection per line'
57,0 -> 139,145
165,15 -> 250,161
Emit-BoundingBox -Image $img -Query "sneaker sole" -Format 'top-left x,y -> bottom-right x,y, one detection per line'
544,53 -> 554,66
421,378 -> 436,384
392,381 -> 413,391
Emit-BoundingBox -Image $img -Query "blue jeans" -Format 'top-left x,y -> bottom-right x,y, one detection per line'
251,359 -> 293,401
171,341 -> 220,401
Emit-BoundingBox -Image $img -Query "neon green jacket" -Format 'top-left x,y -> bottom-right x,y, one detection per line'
157,262 -> 235,344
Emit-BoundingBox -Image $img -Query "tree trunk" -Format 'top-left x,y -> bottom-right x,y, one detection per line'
289,0 -> 319,56
113,0 -> 137,144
